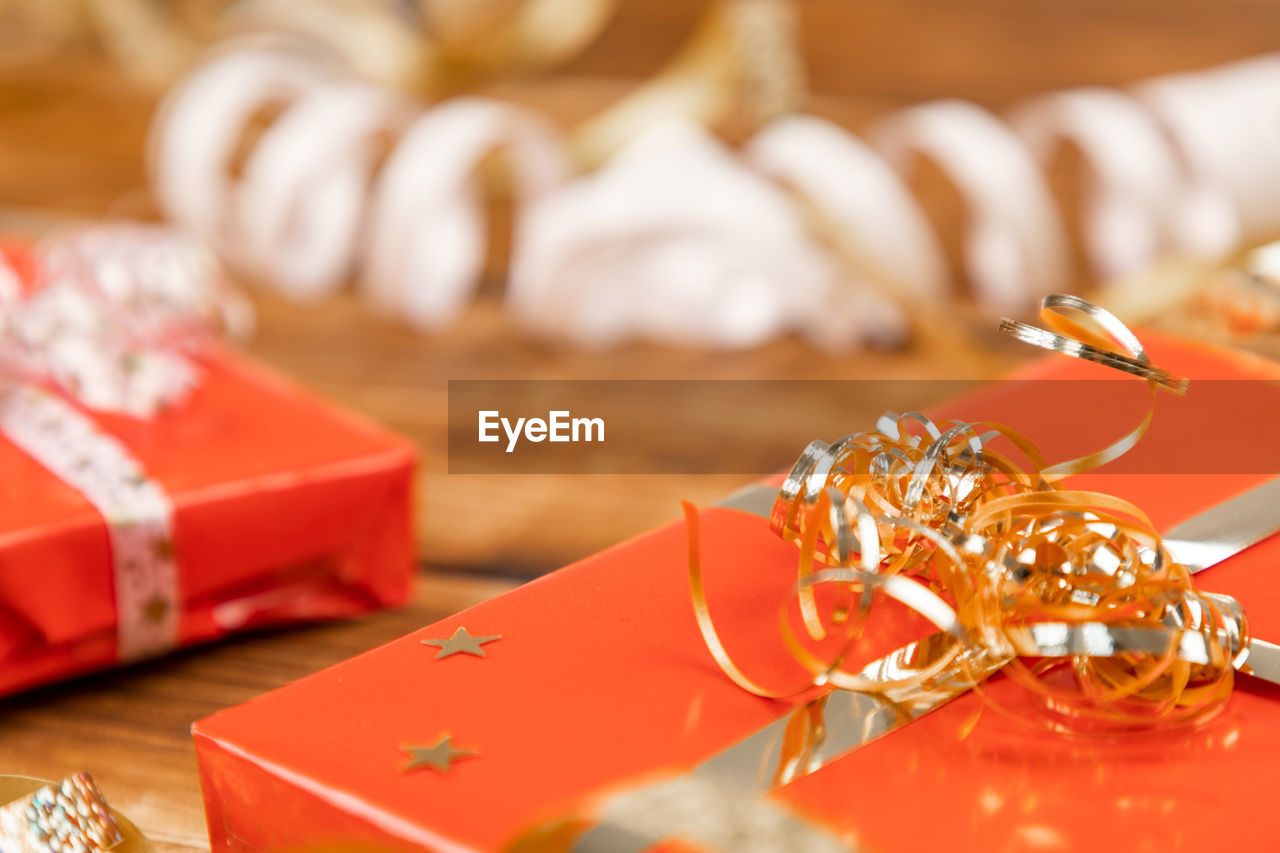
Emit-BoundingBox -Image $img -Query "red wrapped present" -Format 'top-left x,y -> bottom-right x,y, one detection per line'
193,320 -> 1280,852
0,225 -> 415,697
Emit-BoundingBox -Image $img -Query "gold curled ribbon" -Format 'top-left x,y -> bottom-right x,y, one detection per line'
570,0 -> 806,168
233,0 -> 806,165
1002,293 -> 1187,481
691,294 -> 1249,732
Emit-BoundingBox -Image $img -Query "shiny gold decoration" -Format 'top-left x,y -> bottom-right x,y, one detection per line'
1,0 -> 615,92
416,0 -> 617,89
690,295 -> 1250,732
0,0 -> 228,87
508,295 -> 1270,850
0,774 -> 136,853
401,734 -> 476,773
421,626 -> 501,659
1094,249 -> 1280,347
572,0 -> 806,167
224,0 -> 617,94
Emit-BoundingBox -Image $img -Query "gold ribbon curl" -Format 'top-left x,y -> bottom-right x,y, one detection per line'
690,295 -> 1249,733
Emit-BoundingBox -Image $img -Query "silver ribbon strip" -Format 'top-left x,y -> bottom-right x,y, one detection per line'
570,638 -> 1000,853
1163,476 -> 1280,571
567,477 -> 1280,852
0,385 -> 179,661
574,775 -> 851,853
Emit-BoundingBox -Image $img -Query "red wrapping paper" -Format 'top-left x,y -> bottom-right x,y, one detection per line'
0,346 -> 416,696
194,334 -> 1280,852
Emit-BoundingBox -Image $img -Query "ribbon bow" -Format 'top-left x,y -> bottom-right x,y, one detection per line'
690,295 -> 1249,732
0,223 -> 249,417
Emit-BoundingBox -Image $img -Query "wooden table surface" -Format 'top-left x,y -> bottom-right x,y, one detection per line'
2,2 -> 1279,849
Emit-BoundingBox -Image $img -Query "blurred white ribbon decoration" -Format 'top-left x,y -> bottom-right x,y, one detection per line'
868,99 -> 1070,316
363,96 -> 571,331
149,41 -> 1280,348
1010,87 -> 1189,282
509,122 -> 905,351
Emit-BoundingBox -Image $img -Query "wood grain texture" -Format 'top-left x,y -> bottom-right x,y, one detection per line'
1,1 -> 1278,849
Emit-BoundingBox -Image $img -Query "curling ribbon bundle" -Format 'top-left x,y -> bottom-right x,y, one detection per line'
151,31 -> 1280,349
0,224 -> 242,661
500,295 -> 1257,852
689,295 -> 1250,733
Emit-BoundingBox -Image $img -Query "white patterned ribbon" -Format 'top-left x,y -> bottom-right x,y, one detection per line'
0,385 -> 179,661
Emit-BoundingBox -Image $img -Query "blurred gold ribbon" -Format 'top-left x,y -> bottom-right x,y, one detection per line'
571,0 -> 807,167
46,0 -> 807,169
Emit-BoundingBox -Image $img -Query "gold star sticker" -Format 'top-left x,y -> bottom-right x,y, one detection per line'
421,626 -> 501,659
402,734 -> 476,773
152,538 -> 176,561
142,596 -> 170,624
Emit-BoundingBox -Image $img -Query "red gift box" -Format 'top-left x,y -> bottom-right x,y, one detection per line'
1,335 -> 415,697
193,333 -> 1280,852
